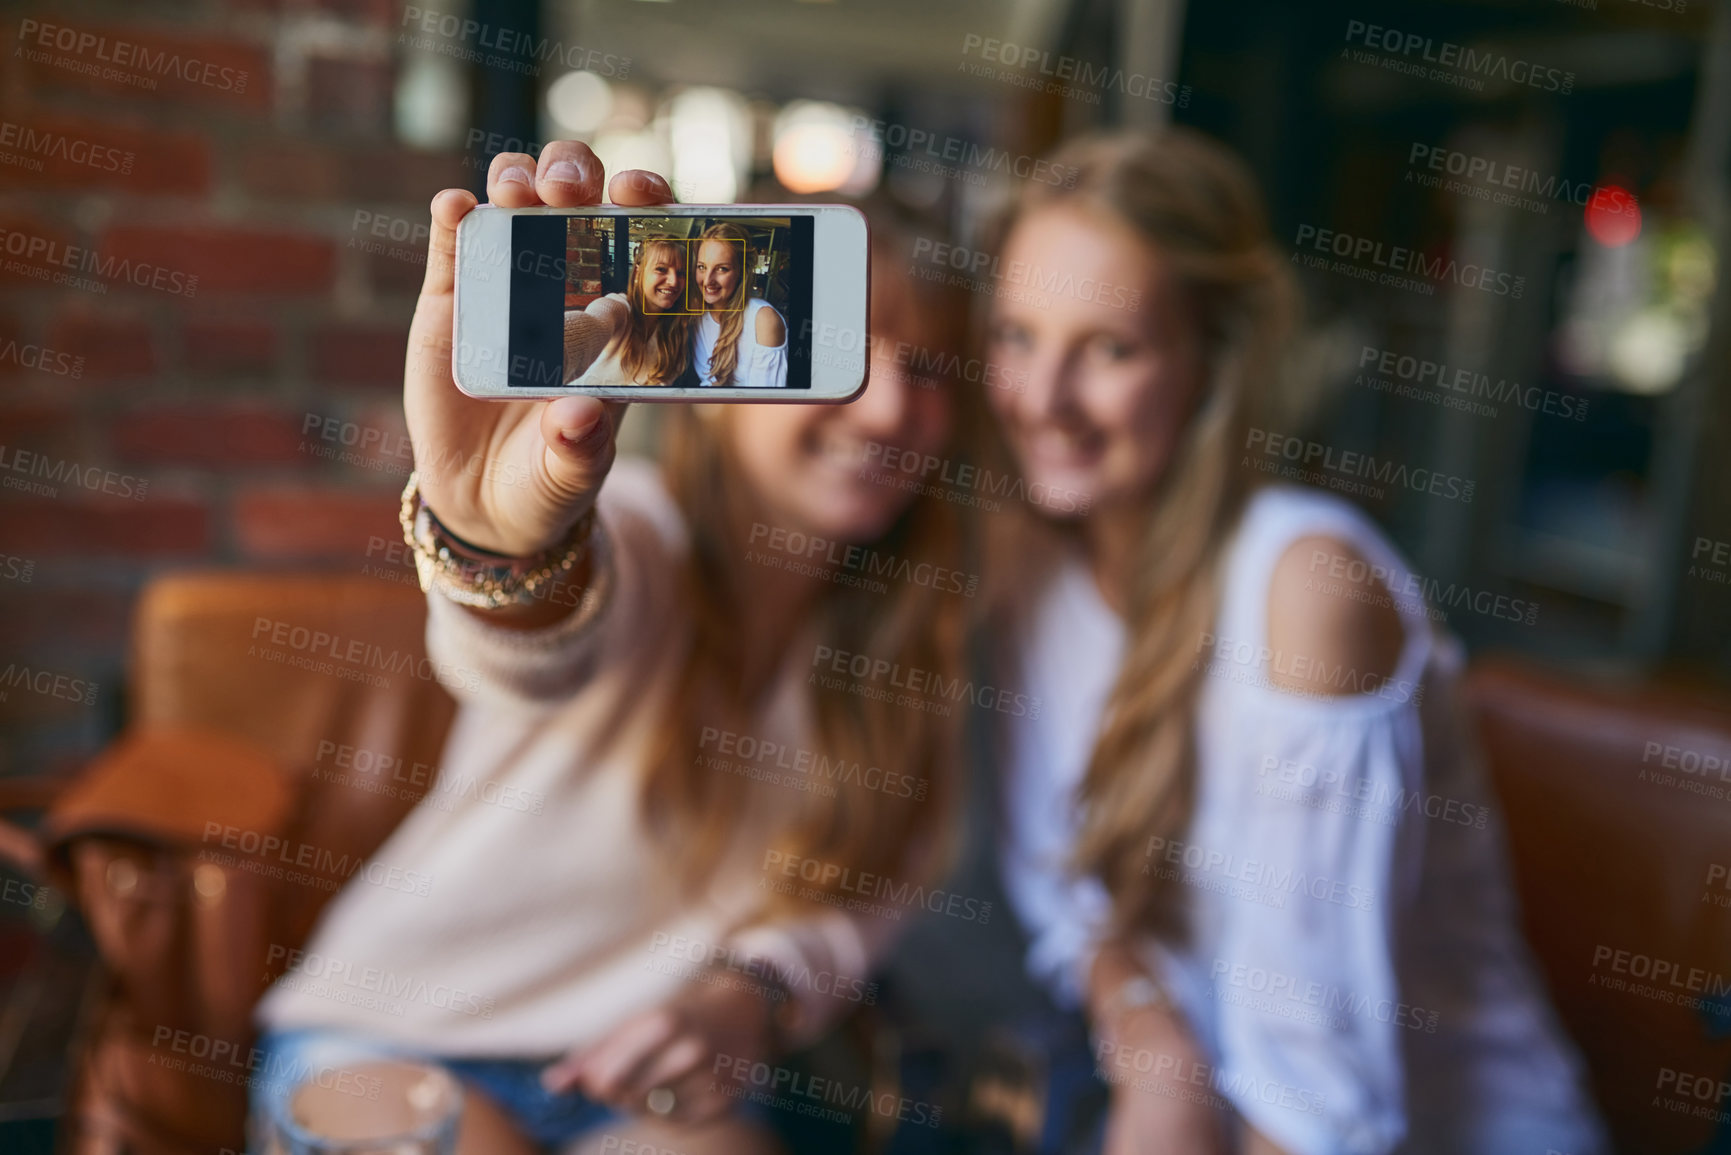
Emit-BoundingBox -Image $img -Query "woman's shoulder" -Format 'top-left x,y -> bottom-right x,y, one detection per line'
1221,485 -> 1424,703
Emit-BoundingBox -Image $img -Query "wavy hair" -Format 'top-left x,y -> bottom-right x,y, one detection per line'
620,237 -> 692,386
695,223 -> 753,386
980,128 -> 1297,943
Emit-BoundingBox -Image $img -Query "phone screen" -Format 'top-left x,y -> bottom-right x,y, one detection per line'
509,213 -> 815,391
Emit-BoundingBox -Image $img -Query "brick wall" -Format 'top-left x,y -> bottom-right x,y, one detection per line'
566,216 -> 604,308
0,0 -> 469,777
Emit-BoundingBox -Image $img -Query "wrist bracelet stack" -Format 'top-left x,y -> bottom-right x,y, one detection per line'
398,472 -> 596,609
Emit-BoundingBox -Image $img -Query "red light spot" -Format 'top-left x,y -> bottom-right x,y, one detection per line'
1585,184 -> 1641,247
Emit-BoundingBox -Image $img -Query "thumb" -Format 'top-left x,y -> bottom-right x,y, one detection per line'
537,395 -> 622,504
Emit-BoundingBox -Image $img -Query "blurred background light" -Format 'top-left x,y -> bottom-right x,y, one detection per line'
1586,184 -> 1642,248
546,70 -> 616,136
771,100 -> 878,195
665,86 -> 752,203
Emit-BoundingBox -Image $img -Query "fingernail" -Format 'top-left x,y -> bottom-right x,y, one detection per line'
560,418 -> 602,445
545,160 -> 584,184
499,165 -> 535,187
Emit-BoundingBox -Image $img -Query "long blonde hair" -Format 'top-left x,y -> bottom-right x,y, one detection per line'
638,207 -> 970,918
983,129 -> 1296,942
620,237 -> 692,385
696,223 -> 753,386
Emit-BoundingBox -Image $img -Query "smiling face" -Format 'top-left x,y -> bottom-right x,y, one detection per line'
984,203 -> 1206,519
724,252 -> 953,543
695,238 -> 742,309
638,242 -> 684,313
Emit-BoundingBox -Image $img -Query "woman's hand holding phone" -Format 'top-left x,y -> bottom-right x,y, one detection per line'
404,142 -> 674,618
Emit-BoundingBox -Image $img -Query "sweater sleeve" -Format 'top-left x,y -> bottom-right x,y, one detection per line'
423,457 -> 689,707
564,293 -> 631,385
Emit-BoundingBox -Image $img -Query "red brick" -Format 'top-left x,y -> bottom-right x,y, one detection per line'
0,407 -> 81,459
96,225 -> 336,297
182,317 -> 279,375
306,56 -> 393,137
309,322 -> 408,388
44,308 -> 157,382
232,486 -> 397,561
0,212 -> 81,290
0,497 -> 209,556
14,21 -> 270,112
226,0 -> 398,21
237,142 -> 466,204
0,588 -> 130,651
110,407 -> 312,468
0,113 -> 212,196
363,247 -> 429,296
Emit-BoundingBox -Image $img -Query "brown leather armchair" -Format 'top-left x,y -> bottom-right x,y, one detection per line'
3,575 -> 1728,1152
1465,658 -> 1731,1153
0,573 -> 455,1153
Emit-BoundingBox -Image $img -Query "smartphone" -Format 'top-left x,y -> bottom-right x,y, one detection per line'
452,204 -> 869,402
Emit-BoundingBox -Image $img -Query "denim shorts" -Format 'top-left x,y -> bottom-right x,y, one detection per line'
248,1027 -> 619,1152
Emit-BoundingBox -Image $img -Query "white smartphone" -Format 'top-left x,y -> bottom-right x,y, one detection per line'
452,204 -> 869,402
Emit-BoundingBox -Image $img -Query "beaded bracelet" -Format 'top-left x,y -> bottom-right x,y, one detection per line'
397,471 -> 595,609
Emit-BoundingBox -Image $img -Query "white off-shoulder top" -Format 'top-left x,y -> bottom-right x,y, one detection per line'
998,484 -> 1608,1155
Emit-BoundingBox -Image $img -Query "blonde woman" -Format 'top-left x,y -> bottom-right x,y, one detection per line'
976,129 -> 1608,1155
251,145 -> 964,1155
692,222 -> 789,389
564,236 -> 693,387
